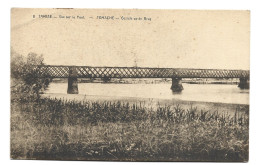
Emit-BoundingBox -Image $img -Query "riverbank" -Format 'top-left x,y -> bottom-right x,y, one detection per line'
11,95 -> 249,161
42,94 -> 249,115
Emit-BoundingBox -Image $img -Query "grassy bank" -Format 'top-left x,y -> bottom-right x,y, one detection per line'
11,97 -> 249,161
42,93 -> 249,115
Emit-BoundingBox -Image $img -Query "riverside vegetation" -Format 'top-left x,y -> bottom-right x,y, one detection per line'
11,51 -> 249,161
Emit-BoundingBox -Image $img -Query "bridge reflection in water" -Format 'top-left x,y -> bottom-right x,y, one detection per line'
33,65 -> 250,94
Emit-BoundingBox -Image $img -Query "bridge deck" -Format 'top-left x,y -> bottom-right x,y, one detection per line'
33,65 -> 250,79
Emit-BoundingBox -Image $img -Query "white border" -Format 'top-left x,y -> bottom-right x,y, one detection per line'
1,0 -> 260,165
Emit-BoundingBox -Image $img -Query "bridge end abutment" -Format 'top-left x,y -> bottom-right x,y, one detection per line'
171,78 -> 183,92
238,78 -> 250,89
67,67 -> 78,94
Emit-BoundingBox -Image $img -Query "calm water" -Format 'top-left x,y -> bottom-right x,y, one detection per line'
45,83 -> 249,104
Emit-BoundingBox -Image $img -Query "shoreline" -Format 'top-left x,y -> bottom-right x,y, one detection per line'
52,80 -> 240,85
42,93 -> 249,115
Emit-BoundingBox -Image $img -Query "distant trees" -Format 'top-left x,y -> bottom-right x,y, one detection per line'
101,76 -> 111,83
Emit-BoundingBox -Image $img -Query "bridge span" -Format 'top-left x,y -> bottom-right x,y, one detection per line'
33,65 -> 250,94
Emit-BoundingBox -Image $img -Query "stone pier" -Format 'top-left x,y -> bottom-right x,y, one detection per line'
67,67 -> 78,94
171,77 -> 184,92
238,78 -> 250,89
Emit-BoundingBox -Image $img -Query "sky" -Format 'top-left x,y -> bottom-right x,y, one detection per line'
11,9 -> 250,69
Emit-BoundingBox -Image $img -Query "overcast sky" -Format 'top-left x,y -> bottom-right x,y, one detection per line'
11,9 -> 250,69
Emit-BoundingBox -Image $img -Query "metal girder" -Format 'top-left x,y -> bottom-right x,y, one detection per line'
32,65 -> 250,79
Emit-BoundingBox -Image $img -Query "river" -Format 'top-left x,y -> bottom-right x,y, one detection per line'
44,83 -> 249,105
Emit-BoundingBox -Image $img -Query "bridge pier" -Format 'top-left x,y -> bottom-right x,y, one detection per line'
238,78 -> 249,89
171,78 -> 183,92
67,67 -> 78,94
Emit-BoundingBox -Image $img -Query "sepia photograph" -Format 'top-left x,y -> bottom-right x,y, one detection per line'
10,8 -> 249,161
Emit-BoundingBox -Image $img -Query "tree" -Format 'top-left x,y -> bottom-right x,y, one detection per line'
11,49 -> 51,101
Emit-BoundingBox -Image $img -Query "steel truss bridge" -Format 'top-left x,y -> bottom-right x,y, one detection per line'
33,65 -> 249,79
32,65 -> 250,94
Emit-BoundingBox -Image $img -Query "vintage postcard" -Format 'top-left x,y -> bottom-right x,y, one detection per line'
11,8 -> 250,161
